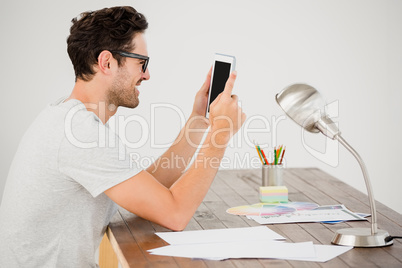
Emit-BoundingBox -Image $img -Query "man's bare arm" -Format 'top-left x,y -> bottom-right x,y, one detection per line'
145,69 -> 212,188
105,71 -> 246,231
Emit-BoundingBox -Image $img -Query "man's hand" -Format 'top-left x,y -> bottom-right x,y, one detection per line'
190,68 -> 212,125
208,71 -> 246,146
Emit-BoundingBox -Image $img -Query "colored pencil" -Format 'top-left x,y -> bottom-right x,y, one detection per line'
255,145 -> 264,165
254,142 -> 286,165
260,148 -> 269,165
279,147 -> 286,165
277,146 -> 283,162
257,145 -> 267,165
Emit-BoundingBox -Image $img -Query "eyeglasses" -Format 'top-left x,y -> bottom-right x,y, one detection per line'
110,50 -> 149,73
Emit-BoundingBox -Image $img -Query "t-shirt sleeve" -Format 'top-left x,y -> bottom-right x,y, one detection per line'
58,119 -> 141,198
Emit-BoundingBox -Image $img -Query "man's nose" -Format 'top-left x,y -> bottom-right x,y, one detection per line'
142,68 -> 150,80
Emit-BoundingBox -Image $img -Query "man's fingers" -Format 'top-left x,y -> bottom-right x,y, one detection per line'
210,92 -> 223,109
207,66 -> 212,79
222,71 -> 237,97
200,67 -> 213,95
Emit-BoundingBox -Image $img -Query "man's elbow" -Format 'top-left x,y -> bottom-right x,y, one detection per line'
163,212 -> 191,232
167,224 -> 186,232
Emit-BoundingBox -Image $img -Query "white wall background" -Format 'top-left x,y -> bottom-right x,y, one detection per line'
1,0 -> 401,217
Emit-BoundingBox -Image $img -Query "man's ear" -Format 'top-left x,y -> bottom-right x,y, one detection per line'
97,50 -> 114,75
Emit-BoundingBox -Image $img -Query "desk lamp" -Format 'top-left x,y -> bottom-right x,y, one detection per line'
275,83 -> 393,247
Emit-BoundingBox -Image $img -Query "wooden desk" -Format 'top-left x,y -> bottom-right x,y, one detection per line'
106,168 -> 402,267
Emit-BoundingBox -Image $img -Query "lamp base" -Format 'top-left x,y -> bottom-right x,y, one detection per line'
331,228 -> 393,247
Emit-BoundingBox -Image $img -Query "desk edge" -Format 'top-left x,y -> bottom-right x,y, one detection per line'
106,226 -> 130,268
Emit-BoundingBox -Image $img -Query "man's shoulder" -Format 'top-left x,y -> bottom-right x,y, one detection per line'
41,98 -> 101,133
21,98 -> 104,150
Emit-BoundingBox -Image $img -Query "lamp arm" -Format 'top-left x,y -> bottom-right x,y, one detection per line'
335,134 -> 378,235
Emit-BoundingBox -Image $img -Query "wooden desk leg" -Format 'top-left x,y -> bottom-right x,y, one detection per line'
99,233 -> 119,268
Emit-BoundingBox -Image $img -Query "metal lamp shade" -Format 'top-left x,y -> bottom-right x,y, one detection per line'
275,84 -> 325,133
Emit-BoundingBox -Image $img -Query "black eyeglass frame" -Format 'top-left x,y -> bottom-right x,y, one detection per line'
110,50 -> 149,73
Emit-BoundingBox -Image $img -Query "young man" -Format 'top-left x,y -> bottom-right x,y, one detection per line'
0,6 -> 245,267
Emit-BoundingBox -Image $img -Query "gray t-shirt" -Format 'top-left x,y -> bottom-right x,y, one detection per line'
0,98 -> 141,267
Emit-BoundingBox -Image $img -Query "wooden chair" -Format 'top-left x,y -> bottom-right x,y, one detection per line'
99,233 -> 118,268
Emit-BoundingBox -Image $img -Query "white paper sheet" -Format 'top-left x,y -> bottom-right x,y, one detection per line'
151,224 -> 352,262
155,226 -> 285,245
249,205 -> 366,224
283,244 -> 353,262
201,244 -> 353,262
322,213 -> 370,224
148,241 -> 315,259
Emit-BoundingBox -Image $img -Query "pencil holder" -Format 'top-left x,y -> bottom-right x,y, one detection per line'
262,164 -> 283,186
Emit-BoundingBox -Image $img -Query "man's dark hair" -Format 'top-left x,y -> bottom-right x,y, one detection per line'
67,6 -> 148,81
